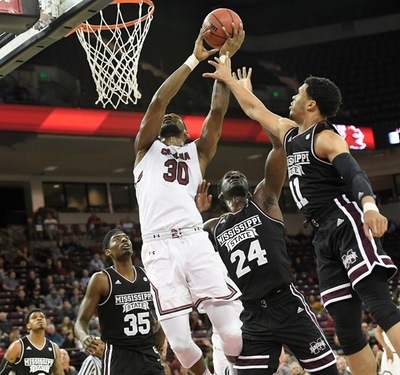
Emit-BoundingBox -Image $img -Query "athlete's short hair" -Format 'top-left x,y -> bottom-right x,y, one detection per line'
102,229 -> 124,251
25,308 -> 45,324
304,76 -> 342,118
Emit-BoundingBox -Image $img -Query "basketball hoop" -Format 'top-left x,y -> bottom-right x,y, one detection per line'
74,0 -> 155,109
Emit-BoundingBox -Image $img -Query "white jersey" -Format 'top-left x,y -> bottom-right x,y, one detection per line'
134,140 -> 203,235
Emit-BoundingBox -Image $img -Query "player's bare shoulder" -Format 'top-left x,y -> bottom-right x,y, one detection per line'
4,339 -> 22,363
87,270 -> 110,296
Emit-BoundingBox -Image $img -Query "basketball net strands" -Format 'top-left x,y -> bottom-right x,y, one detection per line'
72,0 -> 155,109
0,0 -> 154,109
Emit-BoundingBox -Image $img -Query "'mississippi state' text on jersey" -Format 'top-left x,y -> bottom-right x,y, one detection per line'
14,336 -> 56,375
284,121 -> 351,220
213,200 -> 294,301
98,266 -> 156,352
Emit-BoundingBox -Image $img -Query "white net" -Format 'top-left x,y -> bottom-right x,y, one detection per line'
76,0 -> 154,109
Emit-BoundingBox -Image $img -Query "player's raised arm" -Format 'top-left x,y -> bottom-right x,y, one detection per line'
134,28 -> 218,165
196,23 -> 245,174
203,56 -> 293,143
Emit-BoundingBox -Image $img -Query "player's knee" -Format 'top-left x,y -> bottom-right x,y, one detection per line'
328,301 -> 367,355
168,338 -> 203,369
216,323 -> 242,357
354,267 -> 400,332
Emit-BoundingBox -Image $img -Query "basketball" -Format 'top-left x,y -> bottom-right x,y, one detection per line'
202,8 -> 242,49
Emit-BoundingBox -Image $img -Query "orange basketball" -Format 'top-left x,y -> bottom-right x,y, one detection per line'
202,8 -> 242,49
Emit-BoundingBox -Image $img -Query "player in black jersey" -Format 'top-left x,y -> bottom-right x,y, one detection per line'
203,57 -> 400,375
0,308 -> 63,375
74,229 -> 165,375
197,88 -> 338,373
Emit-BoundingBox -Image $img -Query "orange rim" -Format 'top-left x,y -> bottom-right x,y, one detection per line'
67,0 -> 154,35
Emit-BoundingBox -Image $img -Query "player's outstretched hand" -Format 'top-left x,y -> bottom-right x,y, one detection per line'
234,66 -> 253,92
195,180 -> 212,213
193,28 -> 219,62
363,210 -> 388,240
203,51 -> 233,83
219,22 -> 245,58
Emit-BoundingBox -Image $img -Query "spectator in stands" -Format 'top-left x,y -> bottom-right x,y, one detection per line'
46,323 -> 64,347
41,274 -> 56,296
58,288 -> 67,304
0,312 -> 13,335
88,317 -> 101,338
86,213 -> 103,240
361,322 -> 378,348
308,294 -> 325,316
49,241 -> 64,262
0,326 -> 9,349
276,348 -> 291,375
34,214 -> 45,240
88,253 -> 105,275
9,327 -> 21,344
80,269 -> 91,290
62,330 -> 87,365
64,270 -> 78,294
290,362 -> 304,375
11,248 -> 29,268
55,259 -> 69,280
25,269 -> 37,297
31,287 -> 46,309
370,344 -> 382,370
0,256 -> 5,285
14,288 -> 31,313
118,215 -> 135,233
60,348 -> 78,375
45,287 -> 64,311
62,331 -> 79,351
2,270 -> 20,291
25,216 -> 36,242
69,287 -> 82,312
40,258 -> 56,279
292,257 -> 312,275
60,300 -> 76,322
336,356 -> 351,375
189,311 -> 204,332
60,318 -> 74,337
44,212 -> 59,240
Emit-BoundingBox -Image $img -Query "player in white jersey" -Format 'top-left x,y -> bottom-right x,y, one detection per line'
133,26 -> 245,375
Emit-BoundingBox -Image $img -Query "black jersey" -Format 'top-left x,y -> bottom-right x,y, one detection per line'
98,266 -> 155,351
284,121 -> 351,220
14,336 -> 56,375
213,200 -> 294,301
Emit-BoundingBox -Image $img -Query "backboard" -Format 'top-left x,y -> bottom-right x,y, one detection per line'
0,0 -> 114,78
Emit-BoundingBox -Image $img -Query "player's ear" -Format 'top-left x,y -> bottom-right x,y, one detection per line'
307,100 -> 317,111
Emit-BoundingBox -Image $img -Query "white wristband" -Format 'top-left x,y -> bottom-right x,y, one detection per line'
363,202 -> 379,213
219,54 -> 227,63
184,54 -> 199,71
